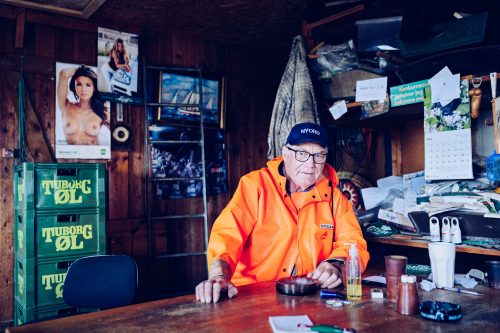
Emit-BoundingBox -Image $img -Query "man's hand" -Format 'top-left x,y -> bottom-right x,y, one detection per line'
307,261 -> 342,289
195,275 -> 238,303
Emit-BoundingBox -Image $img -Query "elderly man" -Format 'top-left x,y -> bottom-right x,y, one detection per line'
196,123 -> 369,303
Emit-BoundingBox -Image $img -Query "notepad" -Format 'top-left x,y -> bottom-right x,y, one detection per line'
269,315 -> 313,333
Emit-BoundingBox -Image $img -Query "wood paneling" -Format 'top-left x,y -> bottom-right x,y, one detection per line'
401,119 -> 424,174
0,13 -> 282,322
0,72 -> 18,323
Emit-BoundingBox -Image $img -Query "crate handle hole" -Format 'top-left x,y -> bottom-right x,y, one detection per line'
57,214 -> 79,223
57,261 -> 73,269
57,168 -> 78,176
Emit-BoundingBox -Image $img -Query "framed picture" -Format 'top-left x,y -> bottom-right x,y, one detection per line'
149,125 -> 228,199
157,72 -> 225,128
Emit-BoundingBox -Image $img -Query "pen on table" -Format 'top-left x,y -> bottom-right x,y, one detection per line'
300,324 -> 356,333
442,287 -> 482,296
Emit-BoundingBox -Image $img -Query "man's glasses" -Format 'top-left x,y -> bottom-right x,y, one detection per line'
286,146 -> 327,164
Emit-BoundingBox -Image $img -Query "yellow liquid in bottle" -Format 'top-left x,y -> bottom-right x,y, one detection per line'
347,277 -> 362,300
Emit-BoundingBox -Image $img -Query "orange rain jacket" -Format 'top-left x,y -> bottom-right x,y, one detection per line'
207,157 -> 369,286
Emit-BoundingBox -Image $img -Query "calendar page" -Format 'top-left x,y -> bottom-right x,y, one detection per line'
423,79 -> 473,180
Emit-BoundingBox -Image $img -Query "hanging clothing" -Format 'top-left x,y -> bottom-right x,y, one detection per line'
207,157 -> 369,287
267,35 -> 320,159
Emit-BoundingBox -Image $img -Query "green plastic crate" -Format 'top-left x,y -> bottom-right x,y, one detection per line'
14,254 -> 103,309
14,298 -> 77,326
15,208 -> 106,260
14,163 -> 106,211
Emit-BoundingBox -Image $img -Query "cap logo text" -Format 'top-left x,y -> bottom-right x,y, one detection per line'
300,128 -> 320,135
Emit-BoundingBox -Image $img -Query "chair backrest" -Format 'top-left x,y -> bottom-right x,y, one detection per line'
63,255 -> 138,309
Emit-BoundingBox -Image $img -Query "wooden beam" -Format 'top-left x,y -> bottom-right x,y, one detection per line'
0,4 -> 142,35
0,0 -> 106,18
81,0 -> 106,19
14,6 -> 24,48
306,4 -> 365,30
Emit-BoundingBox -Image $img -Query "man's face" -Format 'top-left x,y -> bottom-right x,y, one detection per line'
282,142 -> 327,192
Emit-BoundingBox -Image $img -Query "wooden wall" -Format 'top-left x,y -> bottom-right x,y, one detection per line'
0,9 -> 286,323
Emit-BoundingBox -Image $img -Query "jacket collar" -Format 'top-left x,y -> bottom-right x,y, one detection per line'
266,156 -> 340,198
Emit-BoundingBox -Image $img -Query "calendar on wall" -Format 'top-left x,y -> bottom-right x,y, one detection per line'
423,79 -> 473,180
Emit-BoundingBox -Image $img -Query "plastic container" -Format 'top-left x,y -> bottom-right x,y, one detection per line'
486,150 -> 500,181
450,217 -> 462,244
14,208 -> 106,260
396,275 -> 419,315
346,243 -> 362,301
14,163 -> 106,211
441,217 -> 451,243
14,298 -> 76,326
429,216 -> 440,242
14,253 -> 104,309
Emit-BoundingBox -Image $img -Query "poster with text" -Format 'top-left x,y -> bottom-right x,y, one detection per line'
55,62 -> 111,159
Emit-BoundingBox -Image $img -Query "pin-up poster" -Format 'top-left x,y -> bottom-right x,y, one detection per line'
55,62 -> 111,159
97,27 -> 139,97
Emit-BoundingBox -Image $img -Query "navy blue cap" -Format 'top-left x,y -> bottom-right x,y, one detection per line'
286,123 -> 328,148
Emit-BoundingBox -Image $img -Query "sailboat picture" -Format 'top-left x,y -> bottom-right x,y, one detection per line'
159,72 -> 221,125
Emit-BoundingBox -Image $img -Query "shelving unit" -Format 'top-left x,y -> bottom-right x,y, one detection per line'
143,62 -> 209,299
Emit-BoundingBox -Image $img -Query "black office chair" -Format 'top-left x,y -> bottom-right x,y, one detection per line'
63,254 -> 138,310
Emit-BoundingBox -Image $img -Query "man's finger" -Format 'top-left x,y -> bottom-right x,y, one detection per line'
212,281 -> 222,303
321,272 -> 339,288
195,284 -> 201,301
317,271 -> 331,286
311,267 -> 326,280
324,277 -> 342,289
228,284 -> 238,298
197,282 -> 207,303
204,281 -> 213,303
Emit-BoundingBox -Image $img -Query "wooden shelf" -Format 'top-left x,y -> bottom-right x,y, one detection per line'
367,235 -> 500,256
329,102 -> 424,128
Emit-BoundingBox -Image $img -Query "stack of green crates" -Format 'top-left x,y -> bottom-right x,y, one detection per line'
13,162 -> 106,325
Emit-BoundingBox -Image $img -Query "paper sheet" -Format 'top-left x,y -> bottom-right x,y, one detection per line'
329,100 -> 348,120
355,77 -> 388,102
362,276 -> 387,284
376,175 -> 403,189
269,315 -> 313,333
428,67 -> 460,104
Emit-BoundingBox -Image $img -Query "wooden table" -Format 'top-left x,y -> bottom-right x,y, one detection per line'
6,281 -> 499,333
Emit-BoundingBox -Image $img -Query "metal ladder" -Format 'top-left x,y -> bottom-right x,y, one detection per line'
143,62 -> 209,299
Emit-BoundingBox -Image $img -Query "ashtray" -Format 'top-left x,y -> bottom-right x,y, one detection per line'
275,276 -> 318,296
419,301 -> 463,322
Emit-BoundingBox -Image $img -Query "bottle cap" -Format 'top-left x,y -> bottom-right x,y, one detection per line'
348,243 -> 358,259
407,275 -> 417,283
400,274 -> 409,283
